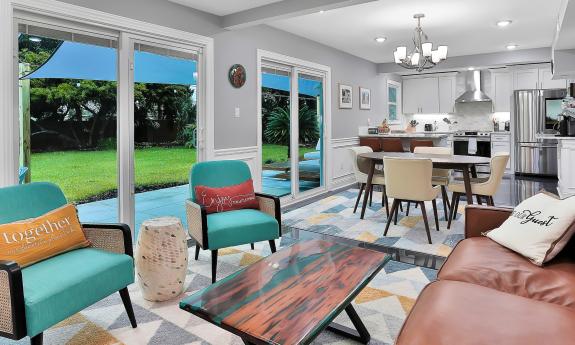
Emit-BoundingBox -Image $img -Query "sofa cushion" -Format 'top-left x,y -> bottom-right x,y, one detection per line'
22,248 -> 134,337
206,209 -> 279,250
396,280 -> 575,345
438,237 -> 575,309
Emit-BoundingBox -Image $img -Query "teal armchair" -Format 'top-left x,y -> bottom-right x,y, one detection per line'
186,160 -> 281,283
0,183 -> 137,345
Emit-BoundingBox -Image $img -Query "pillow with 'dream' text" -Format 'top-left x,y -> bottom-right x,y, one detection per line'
486,192 -> 575,266
0,204 -> 90,267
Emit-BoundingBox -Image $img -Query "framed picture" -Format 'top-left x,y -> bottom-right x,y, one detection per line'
359,87 -> 371,110
339,84 -> 353,109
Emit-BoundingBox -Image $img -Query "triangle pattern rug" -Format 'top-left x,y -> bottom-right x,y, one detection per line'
0,240 -> 437,345
283,188 -> 466,257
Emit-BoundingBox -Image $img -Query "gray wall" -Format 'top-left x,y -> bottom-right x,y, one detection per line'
57,0 -> 386,149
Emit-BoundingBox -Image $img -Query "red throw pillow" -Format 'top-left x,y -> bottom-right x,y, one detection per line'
194,179 -> 259,214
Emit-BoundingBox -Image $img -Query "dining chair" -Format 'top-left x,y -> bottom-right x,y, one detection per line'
349,146 -> 389,217
383,157 -> 440,244
413,146 -> 452,220
410,139 -> 434,152
446,152 -> 510,229
381,138 -> 405,152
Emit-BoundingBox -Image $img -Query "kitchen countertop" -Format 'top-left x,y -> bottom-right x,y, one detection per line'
359,133 -> 449,139
535,134 -> 575,140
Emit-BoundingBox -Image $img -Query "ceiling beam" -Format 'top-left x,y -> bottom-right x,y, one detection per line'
221,0 -> 378,30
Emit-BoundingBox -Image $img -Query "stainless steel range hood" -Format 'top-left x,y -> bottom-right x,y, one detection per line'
455,70 -> 492,103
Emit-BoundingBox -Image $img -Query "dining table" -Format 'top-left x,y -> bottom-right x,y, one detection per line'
357,152 -> 491,219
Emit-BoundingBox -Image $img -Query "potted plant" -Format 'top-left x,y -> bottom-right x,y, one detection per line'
405,119 -> 419,133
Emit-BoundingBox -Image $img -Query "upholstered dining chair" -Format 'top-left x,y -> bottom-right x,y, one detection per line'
447,152 -> 510,229
410,139 -> 434,152
413,146 -> 453,220
383,157 -> 441,244
0,182 -> 136,345
186,160 -> 281,283
349,146 -> 389,217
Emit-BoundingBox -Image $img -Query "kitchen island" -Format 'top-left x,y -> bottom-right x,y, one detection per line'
359,132 -> 451,152
536,135 -> 575,198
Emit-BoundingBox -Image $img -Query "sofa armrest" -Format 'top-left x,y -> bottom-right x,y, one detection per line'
82,223 -> 133,257
465,205 -> 513,238
186,199 -> 208,248
0,261 -> 26,340
255,193 -> 281,235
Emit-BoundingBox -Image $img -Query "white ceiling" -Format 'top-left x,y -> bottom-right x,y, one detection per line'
168,0 -> 283,16
269,0 -> 563,63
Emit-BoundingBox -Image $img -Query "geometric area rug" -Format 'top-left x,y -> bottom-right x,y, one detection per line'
0,239 -> 436,345
283,188 -> 467,257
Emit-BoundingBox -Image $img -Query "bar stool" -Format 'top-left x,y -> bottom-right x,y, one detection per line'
410,139 -> 434,152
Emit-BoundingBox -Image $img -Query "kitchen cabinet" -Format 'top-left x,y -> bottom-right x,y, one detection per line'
513,64 -> 567,90
558,139 -> 575,198
490,71 -> 511,112
403,75 -> 456,114
438,76 -> 456,113
491,133 -> 511,173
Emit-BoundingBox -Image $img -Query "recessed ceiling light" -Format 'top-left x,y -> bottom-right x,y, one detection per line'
467,67 -> 475,71
506,44 -> 519,50
496,20 -> 512,27
29,37 -> 42,42
374,37 -> 387,43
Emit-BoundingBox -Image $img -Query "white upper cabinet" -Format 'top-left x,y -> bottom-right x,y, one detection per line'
490,71 -> 511,112
402,75 -> 447,114
438,75 -> 456,113
513,64 -> 567,90
539,67 -> 567,89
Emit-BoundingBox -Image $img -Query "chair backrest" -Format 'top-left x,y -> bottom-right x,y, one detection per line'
189,160 -> 252,201
381,138 -> 404,152
483,152 -> 510,195
384,157 -> 435,201
349,146 -> 374,180
410,140 -> 434,152
0,182 -> 67,225
414,146 -> 452,179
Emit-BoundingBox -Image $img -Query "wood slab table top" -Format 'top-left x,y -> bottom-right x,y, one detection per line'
180,239 -> 390,345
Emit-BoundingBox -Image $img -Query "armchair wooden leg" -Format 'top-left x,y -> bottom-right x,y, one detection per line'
383,186 -> 389,218
119,288 -> 137,328
441,186 -> 450,220
353,184 -> 365,214
195,244 -> 200,261
31,333 -> 43,345
269,240 -> 276,253
250,243 -> 255,250
369,186 -> 373,207
431,199 -> 440,231
399,202 -> 404,212
406,202 -> 410,216
476,195 -> 483,205
447,193 -> 460,229
420,202 -> 432,244
211,250 -> 218,283
384,199 -> 399,237
488,196 -> 495,206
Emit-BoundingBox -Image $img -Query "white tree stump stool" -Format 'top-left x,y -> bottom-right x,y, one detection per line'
135,217 -> 188,302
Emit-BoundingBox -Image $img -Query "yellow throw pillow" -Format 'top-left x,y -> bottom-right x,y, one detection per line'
0,204 -> 90,267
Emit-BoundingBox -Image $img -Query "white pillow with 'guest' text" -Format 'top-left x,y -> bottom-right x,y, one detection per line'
486,192 -> 575,266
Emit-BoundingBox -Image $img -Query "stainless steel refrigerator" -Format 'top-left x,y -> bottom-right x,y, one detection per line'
513,89 -> 566,176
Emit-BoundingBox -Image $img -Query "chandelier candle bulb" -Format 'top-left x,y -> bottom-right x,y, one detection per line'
411,52 -> 420,65
422,42 -> 432,57
394,50 -> 401,63
397,46 -> 407,60
438,45 -> 448,60
431,50 -> 440,63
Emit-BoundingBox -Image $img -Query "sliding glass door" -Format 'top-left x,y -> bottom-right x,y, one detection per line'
131,41 -> 199,233
260,61 -> 326,200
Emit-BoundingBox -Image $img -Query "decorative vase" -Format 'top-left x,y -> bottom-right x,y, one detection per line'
135,217 -> 188,302
405,126 -> 416,133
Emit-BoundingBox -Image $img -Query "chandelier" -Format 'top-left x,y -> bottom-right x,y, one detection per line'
394,14 -> 448,72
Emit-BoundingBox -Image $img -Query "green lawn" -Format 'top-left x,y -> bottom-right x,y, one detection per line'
30,145 -> 316,203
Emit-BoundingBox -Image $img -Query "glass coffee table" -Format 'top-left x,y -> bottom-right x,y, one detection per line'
180,239 -> 390,345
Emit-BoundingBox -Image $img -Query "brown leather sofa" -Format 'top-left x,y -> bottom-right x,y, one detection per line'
396,205 -> 575,345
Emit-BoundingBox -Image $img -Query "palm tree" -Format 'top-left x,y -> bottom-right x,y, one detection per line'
264,103 -> 319,158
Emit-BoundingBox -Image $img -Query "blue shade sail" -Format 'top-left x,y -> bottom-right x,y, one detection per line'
262,72 -> 322,97
22,41 -> 197,85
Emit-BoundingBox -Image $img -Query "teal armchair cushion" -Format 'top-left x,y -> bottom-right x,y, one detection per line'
206,209 -> 279,250
0,182 -> 66,224
190,160 -> 252,201
22,248 -> 134,337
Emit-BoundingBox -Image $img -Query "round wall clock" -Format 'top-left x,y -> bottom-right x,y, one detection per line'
228,64 -> 247,88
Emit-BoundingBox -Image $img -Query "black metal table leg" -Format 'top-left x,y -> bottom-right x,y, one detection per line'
326,304 -> 371,344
